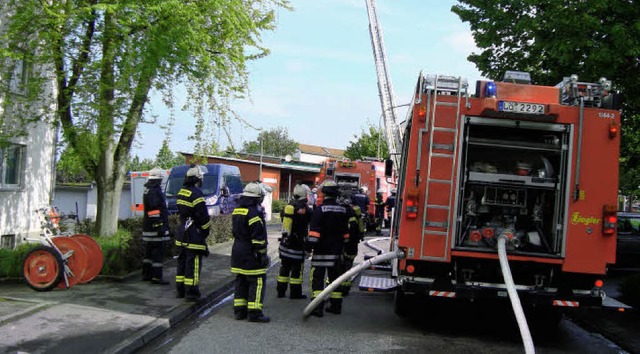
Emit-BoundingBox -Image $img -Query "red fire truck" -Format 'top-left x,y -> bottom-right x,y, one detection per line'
318,158 -> 391,229
388,71 -> 624,322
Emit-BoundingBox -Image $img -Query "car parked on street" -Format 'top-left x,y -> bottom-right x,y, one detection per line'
615,212 -> 640,268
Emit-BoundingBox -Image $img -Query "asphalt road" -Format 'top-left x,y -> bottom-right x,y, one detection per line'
139,260 -> 628,354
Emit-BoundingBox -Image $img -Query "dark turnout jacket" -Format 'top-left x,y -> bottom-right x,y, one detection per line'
307,197 -> 350,267
175,185 -> 211,253
231,197 -> 269,275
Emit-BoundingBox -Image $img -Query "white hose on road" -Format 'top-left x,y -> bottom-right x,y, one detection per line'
302,250 -> 405,318
498,236 -> 535,354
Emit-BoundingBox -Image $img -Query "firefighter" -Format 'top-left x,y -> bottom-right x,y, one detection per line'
231,182 -> 270,323
141,167 -> 170,285
340,197 -> 364,296
374,189 -> 385,235
175,164 -> 211,301
277,184 -> 313,299
384,188 -> 397,227
352,187 -> 371,232
307,180 -> 351,317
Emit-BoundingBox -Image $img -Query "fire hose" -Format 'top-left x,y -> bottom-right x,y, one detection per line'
302,249 -> 405,318
497,235 -> 535,354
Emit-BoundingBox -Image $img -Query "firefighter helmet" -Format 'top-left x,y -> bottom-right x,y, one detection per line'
243,181 -> 265,198
148,167 -> 164,180
186,164 -> 205,179
293,184 -> 310,199
320,180 -> 339,196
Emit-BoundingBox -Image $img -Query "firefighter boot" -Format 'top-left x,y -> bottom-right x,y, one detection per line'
185,286 -> 201,302
289,284 -> 307,300
176,283 -> 185,299
276,281 -> 287,298
248,311 -> 271,323
310,300 -> 324,317
325,300 -> 342,315
234,307 -> 247,320
142,262 -> 151,281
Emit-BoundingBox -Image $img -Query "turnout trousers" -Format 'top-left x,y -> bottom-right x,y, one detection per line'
142,239 -> 165,281
234,274 -> 267,317
175,247 -> 203,297
277,257 -> 304,298
310,264 -> 343,311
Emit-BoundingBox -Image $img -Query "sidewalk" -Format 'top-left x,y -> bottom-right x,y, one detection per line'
0,228 -> 282,354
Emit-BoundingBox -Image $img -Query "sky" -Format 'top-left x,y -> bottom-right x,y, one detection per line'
132,0 -> 487,160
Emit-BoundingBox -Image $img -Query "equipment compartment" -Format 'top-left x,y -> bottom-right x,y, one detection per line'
455,117 -> 570,256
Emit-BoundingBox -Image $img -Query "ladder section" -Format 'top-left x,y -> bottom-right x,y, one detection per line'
421,75 -> 467,260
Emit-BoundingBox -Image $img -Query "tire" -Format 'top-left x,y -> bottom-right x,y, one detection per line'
394,288 -> 414,317
23,245 -> 64,292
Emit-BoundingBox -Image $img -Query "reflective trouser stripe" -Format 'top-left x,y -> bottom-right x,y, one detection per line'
234,298 -> 247,307
277,276 -> 290,283
331,291 -> 343,299
290,273 -> 303,285
176,275 -> 184,284
248,277 -> 264,310
143,259 -> 152,264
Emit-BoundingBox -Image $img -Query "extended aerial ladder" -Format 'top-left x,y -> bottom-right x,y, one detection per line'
365,0 -> 402,170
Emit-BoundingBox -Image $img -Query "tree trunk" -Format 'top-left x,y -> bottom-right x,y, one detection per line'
95,144 -> 126,237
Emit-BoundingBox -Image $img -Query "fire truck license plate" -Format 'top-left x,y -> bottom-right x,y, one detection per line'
499,101 -> 545,115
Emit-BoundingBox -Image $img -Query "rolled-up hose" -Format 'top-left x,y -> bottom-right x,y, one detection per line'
498,236 -> 535,354
303,250 -> 405,318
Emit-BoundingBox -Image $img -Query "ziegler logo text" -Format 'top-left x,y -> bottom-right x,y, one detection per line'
571,212 -> 601,226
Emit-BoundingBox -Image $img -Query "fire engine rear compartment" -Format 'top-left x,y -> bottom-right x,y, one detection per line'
453,116 -> 571,259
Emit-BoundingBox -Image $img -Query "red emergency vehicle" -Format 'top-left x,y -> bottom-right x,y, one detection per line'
317,158 -> 390,225
389,71 -> 623,320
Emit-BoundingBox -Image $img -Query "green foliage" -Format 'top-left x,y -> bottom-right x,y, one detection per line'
154,140 -> 185,169
451,0 -> 640,194
207,214 -> 234,244
272,199 -> 287,214
344,123 -> 388,161
56,144 -> 93,183
241,126 -> 298,157
128,156 -> 155,172
0,0 -> 291,236
95,228 -> 144,276
0,243 -> 39,278
619,273 -> 640,308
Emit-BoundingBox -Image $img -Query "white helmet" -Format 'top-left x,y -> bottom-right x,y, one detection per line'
243,182 -> 265,198
293,184 -> 310,199
377,189 -> 385,194
148,167 -> 164,180
186,164 -> 205,179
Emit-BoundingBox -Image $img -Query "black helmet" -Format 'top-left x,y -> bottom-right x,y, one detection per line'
320,180 -> 339,197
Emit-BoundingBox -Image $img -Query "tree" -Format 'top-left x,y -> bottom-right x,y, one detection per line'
241,126 -> 298,157
154,140 -> 184,169
344,123 -> 388,161
56,144 -> 93,183
451,0 -> 640,195
0,0 -> 290,236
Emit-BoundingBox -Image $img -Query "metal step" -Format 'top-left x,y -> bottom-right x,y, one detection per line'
358,276 -> 398,292
602,297 -> 632,311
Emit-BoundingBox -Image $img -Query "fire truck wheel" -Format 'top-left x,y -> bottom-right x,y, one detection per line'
393,289 -> 416,317
526,307 -> 562,335
23,246 -> 64,292
71,234 -> 104,283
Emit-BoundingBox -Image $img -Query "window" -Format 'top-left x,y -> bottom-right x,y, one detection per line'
9,56 -> 28,96
0,143 -> 25,189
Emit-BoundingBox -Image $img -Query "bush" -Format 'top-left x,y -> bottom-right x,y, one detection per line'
272,199 -> 287,213
0,213 -> 235,280
0,243 -> 39,278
